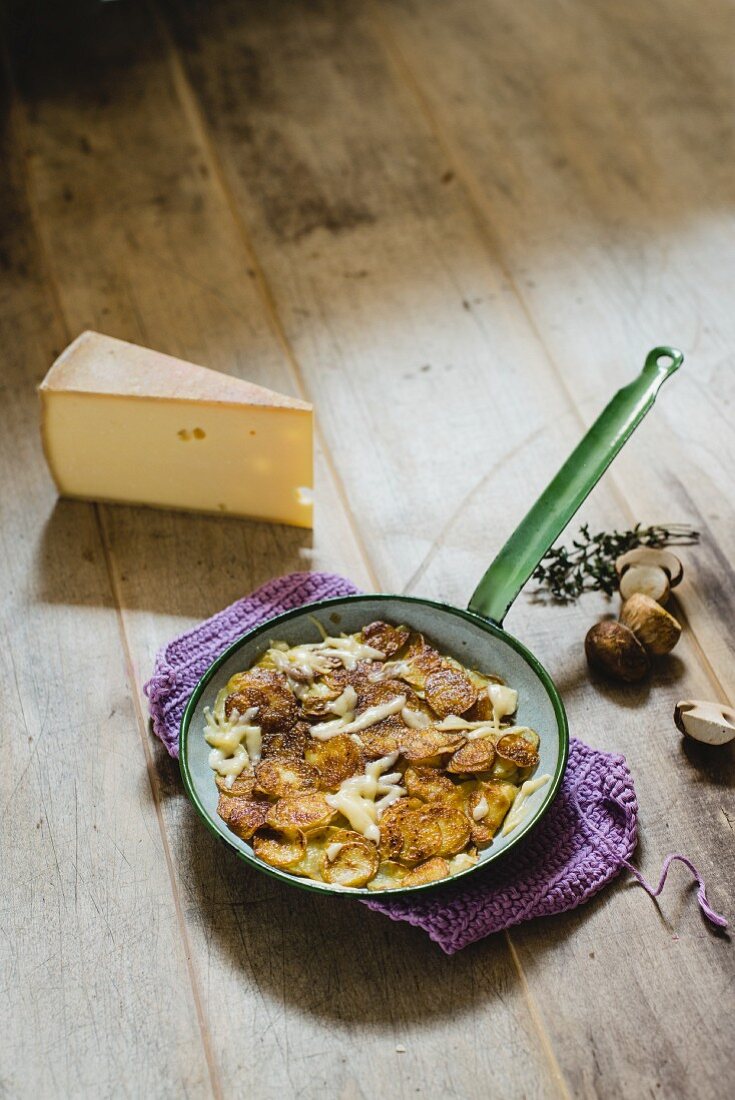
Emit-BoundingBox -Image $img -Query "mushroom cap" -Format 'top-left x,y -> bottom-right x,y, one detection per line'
620,593 -> 682,655
615,546 -> 683,586
584,620 -> 650,683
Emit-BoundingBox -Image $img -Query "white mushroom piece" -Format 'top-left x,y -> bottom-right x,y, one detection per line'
615,546 -> 683,603
674,700 -> 735,746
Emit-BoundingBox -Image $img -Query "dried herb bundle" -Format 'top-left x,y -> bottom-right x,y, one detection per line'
532,523 -> 699,602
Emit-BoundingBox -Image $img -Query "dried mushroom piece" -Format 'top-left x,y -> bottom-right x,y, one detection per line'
254,758 -> 318,798
266,792 -> 337,831
495,732 -> 540,769
322,839 -> 379,887
424,665 -> 478,717
217,793 -> 270,841
401,857 -> 451,887
225,668 -> 298,732
446,738 -> 496,775
253,828 -> 305,870
360,621 -> 410,658
305,733 -> 363,789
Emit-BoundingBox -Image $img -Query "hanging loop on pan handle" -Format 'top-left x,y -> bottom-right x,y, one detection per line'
468,346 -> 684,626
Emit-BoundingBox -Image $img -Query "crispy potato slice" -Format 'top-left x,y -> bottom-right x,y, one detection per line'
360,621 -> 410,658
496,731 -> 540,769
255,758 -> 318,798
465,688 -> 494,722
401,857 -> 450,887
398,646 -> 444,692
217,793 -> 270,840
489,758 -> 519,782
446,737 -> 496,775
367,861 -> 408,891
358,721 -> 402,760
357,678 -> 418,711
225,668 -> 298,732
403,766 -> 456,803
305,733 -> 363,790
261,720 -> 309,761
397,727 -> 465,764
424,665 -> 478,718
266,792 -> 337,832
468,780 -> 518,845
299,679 -> 342,718
322,839 -> 379,887
379,798 -> 423,858
253,828 -> 305,870
421,803 -> 472,856
215,771 -> 256,798
391,807 -> 443,865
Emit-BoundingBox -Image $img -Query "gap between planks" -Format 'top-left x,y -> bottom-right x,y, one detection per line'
365,1 -> 729,707
5,63 -> 224,1100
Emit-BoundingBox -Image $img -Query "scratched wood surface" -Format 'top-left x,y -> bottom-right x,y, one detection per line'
1,1 -> 733,1097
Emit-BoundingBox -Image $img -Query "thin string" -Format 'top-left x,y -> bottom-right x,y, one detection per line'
602,793 -> 728,929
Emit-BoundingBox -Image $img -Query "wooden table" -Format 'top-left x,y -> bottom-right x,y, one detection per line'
3,2 -> 733,1096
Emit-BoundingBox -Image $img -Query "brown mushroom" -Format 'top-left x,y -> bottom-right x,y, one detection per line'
620,593 -> 682,655
584,620 -> 650,683
618,563 -> 670,603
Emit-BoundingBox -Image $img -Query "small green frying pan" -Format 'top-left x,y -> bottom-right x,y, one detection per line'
180,346 -> 683,895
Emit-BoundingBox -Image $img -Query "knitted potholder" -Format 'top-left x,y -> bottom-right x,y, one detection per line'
145,571 -> 726,952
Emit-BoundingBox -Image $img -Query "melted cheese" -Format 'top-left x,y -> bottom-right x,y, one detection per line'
325,753 -> 406,842
204,694 -> 262,786
402,706 -> 431,729
310,694 -> 407,741
472,795 -> 489,821
488,684 -> 518,727
325,842 -> 345,862
501,774 -> 551,836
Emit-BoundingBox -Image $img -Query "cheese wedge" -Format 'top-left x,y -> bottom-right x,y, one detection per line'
39,331 -> 313,527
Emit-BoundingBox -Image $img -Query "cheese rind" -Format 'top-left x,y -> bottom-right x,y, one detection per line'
39,332 -> 313,528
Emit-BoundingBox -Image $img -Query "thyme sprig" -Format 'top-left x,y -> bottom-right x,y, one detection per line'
532,523 -> 699,603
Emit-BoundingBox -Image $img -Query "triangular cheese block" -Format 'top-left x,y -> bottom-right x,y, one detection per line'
39,331 -> 313,528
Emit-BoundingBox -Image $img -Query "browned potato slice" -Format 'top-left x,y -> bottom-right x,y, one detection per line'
217,793 -> 270,840
489,757 -> 519,782
225,668 -> 298,732
401,857 -> 451,887
397,727 -> 465,764
398,646 -> 444,692
404,766 -> 456,803
367,861 -> 409,891
358,721 -> 401,759
253,828 -> 305,870
266,792 -> 337,832
465,688 -> 494,722
255,758 -> 318,798
446,737 -> 496,775
382,805 -> 442,865
496,732 -> 540,769
305,733 -> 363,790
215,771 -> 256,798
323,661 -> 376,696
421,803 -> 472,856
360,621 -> 410,658
322,839 -> 379,887
424,665 -> 478,718
468,780 -> 517,845
379,798 -> 424,858
261,720 -> 309,761
299,679 -> 342,718
357,678 -> 418,711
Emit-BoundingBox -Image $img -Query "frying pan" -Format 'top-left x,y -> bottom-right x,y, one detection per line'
180,346 -> 683,895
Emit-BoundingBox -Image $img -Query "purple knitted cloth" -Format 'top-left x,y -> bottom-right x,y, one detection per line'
145,571 -> 726,952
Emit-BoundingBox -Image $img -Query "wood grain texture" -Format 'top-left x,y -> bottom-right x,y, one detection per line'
2,0 -> 733,1096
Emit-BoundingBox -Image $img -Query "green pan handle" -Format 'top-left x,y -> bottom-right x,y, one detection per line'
468,346 -> 683,625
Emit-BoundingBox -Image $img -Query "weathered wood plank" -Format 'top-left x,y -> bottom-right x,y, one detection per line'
154,1 -> 735,1097
0,77 -> 214,1100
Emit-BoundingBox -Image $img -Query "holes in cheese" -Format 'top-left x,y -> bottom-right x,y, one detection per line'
38,331 -> 313,527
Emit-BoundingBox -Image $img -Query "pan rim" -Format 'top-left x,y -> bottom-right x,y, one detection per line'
179,593 -> 570,898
